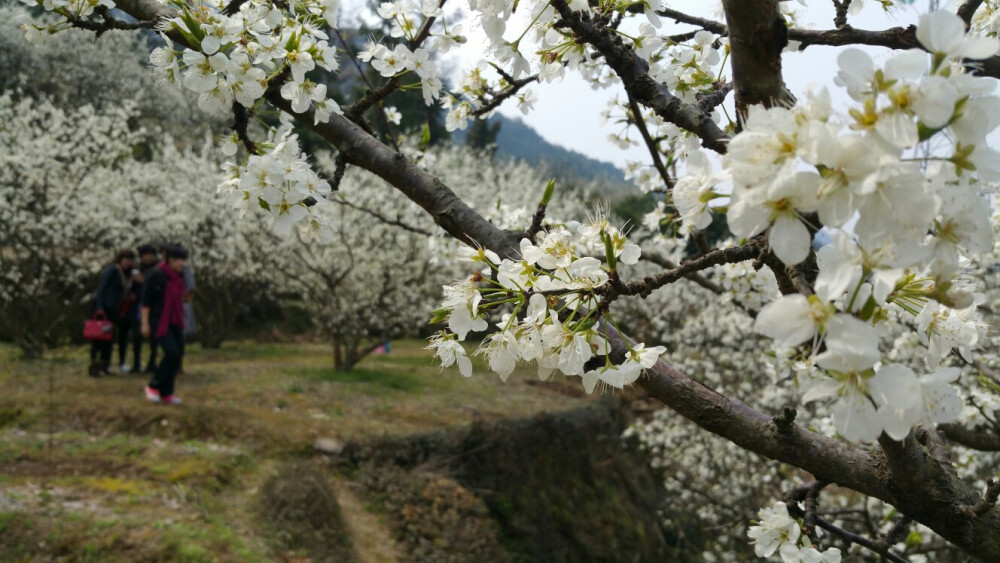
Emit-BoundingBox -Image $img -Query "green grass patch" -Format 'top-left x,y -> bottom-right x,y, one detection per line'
0,338 -> 585,562
303,366 -> 431,394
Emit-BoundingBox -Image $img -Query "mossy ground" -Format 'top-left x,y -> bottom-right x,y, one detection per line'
0,339 -> 585,561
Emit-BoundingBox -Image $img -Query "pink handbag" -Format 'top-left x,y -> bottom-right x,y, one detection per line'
83,312 -> 114,342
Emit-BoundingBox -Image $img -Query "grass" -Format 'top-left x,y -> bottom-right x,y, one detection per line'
0,338 -> 587,561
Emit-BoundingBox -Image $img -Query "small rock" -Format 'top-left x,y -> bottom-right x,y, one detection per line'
314,437 -> 345,456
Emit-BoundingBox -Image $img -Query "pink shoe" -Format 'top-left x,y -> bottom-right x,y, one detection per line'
145,386 -> 161,403
161,395 -> 183,405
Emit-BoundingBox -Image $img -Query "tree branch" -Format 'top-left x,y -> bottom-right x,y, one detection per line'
231,101 -> 259,155
695,82 -> 733,114
619,242 -> 760,297
720,0 -> 794,124
331,196 -> 436,236
626,95 -> 674,191
656,7 -> 727,35
958,0 -> 986,26
940,422 -> 1000,451
832,0 -> 852,29
64,5 -> 156,37
639,251 -> 723,294
550,0 -> 730,154
469,71 -> 539,118
345,0 -> 445,119
656,6 -> 1000,81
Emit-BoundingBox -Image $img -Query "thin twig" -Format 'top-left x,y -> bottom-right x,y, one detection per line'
961,479 -> 1000,518
640,252 -> 723,294
346,0 -> 446,118
832,0 -> 852,29
627,95 -> 674,192
65,6 -> 156,37
331,197 -> 435,236
619,242 -> 760,297
232,102 -> 259,155
470,72 -> 540,118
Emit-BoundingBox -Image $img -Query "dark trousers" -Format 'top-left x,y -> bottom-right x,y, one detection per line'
149,325 -> 184,397
90,318 -> 131,367
145,334 -> 159,371
117,318 -> 140,367
90,338 -> 111,366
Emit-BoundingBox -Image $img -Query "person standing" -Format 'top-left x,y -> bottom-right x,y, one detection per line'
134,245 -> 160,374
142,245 -> 188,405
89,249 -> 137,377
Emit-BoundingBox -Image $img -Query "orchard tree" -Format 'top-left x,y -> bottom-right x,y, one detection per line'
16,0 -> 1000,559
0,94 -> 145,357
276,145 -> 590,370
278,149 -> 439,371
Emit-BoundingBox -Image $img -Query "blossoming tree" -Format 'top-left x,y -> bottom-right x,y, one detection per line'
16,0 -> 1000,558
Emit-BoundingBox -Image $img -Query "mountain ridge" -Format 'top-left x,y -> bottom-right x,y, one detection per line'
453,114 -> 631,192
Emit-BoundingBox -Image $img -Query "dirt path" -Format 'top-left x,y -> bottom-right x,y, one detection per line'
331,477 -> 401,563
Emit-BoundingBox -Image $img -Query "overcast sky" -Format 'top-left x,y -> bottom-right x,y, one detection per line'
345,1 -> 943,168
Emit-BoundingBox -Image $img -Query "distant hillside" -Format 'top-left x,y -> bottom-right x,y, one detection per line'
453,115 -> 630,192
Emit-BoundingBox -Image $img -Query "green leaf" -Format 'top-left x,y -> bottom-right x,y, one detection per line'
429,308 -> 450,325
917,122 -> 942,142
602,231 -> 617,271
258,197 -> 271,211
179,11 -> 205,44
541,179 -> 556,206
419,123 -> 431,150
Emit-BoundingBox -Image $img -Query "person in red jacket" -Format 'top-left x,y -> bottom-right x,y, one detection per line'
141,245 -> 188,405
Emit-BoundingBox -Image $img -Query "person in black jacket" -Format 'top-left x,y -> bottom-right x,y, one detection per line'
88,249 -> 137,377
133,245 -> 160,374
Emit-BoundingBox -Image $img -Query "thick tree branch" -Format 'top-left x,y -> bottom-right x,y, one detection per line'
877,432 -> 1000,558
958,0 -> 986,25
790,24 -> 921,50
270,97 -> 522,253
941,422 -> 1000,451
720,0 -> 794,123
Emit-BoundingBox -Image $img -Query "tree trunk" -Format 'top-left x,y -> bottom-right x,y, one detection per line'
333,338 -> 347,372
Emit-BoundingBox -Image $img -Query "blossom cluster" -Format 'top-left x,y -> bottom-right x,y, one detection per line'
747,502 -> 842,562
428,211 -> 664,394
433,9 -> 999,447
219,123 -> 333,234
697,11 -> 999,443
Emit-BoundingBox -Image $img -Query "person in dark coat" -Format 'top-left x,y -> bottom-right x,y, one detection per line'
132,245 -> 160,373
142,245 -> 188,405
88,249 -> 137,377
